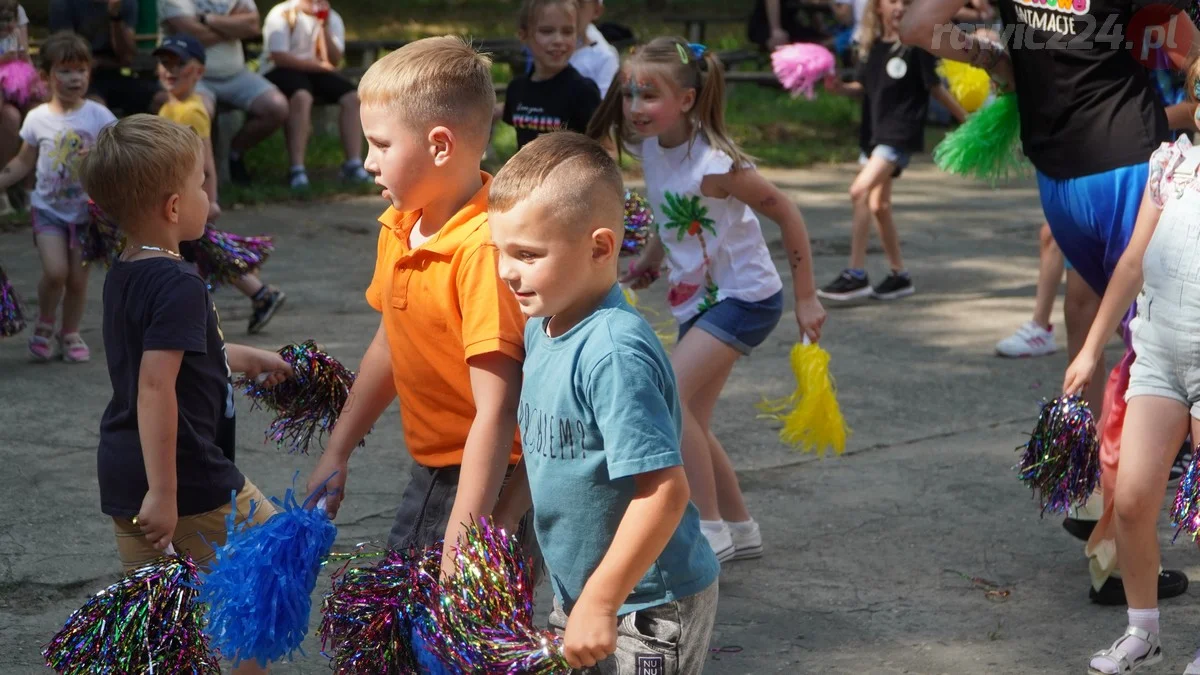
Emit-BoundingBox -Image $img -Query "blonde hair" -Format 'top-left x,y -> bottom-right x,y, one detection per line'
80,115 -> 203,227
519,0 -> 579,30
490,131 -> 624,236
357,36 -> 496,143
587,36 -> 752,169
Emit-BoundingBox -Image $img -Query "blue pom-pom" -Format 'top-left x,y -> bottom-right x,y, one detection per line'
199,480 -> 337,667
411,617 -> 456,675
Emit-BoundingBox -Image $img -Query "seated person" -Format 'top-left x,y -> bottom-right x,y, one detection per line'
51,0 -> 162,115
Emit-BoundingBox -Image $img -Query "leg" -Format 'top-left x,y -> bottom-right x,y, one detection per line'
1065,269 -> 1105,419
338,91 -> 364,162
846,155 -> 896,270
34,233 -> 69,326
690,360 -> 750,523
231,273 -> 264,299
284,89 -> 313,169
1032,222 -> 1064,329
867,176 -> 902,271
230,85 -> 288,157
0,103 -> 21,170
60,244 -> 89,335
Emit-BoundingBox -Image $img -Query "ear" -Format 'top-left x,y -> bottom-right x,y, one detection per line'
164,191 -> 182,225
428,125 -> 455,167
680,88 -> 697,114
590,226 -> 618,264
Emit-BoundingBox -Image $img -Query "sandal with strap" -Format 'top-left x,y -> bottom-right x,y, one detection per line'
1089,626 -> 1163,675
60,332 -> 90,363
28,321 -> 57,362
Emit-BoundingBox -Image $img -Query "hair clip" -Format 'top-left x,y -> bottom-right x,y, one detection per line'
1193,77 -> 1200,102
688,43 -> 708,59
676,43 -> 690,64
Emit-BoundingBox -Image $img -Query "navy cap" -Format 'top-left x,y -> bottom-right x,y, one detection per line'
153,34 -> 206,65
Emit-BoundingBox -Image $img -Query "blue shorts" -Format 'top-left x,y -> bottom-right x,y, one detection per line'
1037,162 -> 1148,296
859,144 -> 911,178
678,291 -> 784,355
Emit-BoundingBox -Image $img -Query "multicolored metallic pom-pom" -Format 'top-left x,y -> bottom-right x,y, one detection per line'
623,189 -> 653,257
420,518 -> 569,674
0,262 -> 26,337
1171,447 -> 1200,541
43,551 -> 220,674
199,485 -> 337,667
237,340 -> 359,454
183,225 -> 274,289
83,200 -> 125,267
319,546 -> 441,674
1015,395 -> 1100,515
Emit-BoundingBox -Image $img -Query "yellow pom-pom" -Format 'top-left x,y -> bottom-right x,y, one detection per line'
937,60 -> 992,114
757,340 -> 849,456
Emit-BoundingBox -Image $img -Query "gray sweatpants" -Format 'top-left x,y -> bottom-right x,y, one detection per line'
550,581 -> 719,675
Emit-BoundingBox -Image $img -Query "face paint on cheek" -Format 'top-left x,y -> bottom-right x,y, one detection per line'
55,71 -> 87,89
627,79 -> 656,112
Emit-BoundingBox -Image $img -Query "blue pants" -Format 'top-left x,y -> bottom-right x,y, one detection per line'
1037,162 -> 1149,296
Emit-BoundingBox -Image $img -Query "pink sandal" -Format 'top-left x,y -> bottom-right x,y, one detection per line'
28,321 -> 57,362
61,332 -> 90,363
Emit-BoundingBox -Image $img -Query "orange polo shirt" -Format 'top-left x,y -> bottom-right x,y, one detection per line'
366,172 -> 524,467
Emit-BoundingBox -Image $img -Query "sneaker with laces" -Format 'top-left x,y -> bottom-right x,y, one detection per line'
871,272 -> 915,300
817,270 -> 872,303
341,161 -> 372,183
699,521 -> 736,563
728,520 -> 763,560
289,168 -> 310,191
996,321 -> 1057,358
248,286 -> 286,334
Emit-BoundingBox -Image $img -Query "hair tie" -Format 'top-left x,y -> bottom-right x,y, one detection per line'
689,43 -> 708,59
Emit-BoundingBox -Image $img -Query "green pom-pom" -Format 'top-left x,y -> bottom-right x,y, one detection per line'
933,92 -> 1031,185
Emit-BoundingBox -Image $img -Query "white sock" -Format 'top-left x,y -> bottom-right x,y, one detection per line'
1089,609 -> 1159,674
727,519 -> 758,536
699,519 -> 726,536
290,164 -> 306,173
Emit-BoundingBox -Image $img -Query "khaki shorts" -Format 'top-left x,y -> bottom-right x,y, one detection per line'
112,479 -> 276,570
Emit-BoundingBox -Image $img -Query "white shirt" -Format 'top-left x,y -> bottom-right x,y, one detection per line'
640,136 -> 783,322
158,0 -> 258,79
570,23 -> 619,98
261,0 -> 345,75
0,6 -> 28,56
20,100 -> 117,224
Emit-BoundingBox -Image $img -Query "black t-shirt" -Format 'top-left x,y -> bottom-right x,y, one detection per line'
995,0 -> 1170,178
855,41 -> 940,154
48,0 -> 139,68
98,257 -> 244,518
503,65 -> 602,150
748,0 -> 830,47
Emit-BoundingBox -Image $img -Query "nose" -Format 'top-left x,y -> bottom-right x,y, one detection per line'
497,253 -> 519,284
363,148 -> 379,174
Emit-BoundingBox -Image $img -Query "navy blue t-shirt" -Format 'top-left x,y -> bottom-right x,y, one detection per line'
97,257 -> 244,518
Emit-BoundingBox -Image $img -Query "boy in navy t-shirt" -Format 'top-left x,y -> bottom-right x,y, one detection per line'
490,132 -> 719,674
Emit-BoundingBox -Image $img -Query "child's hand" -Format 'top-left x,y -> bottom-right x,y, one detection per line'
1062,351 -> 1099,397
562,599 -> 618,669
307,453 -> 348,518
795,294 -> 827,343
242,348 -> 292,387
136,490 -> 178,551
620,257 -> 661,291
823,74 -> 843,95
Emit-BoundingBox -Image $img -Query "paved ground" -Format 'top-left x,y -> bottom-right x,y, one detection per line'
3,158 -> 1197,674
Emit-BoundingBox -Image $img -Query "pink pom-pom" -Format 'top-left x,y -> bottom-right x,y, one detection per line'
771,43 -> 837,99
0,60 -> 44,107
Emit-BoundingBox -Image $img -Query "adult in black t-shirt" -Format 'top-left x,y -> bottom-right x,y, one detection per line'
503,64 -> 602,150
49,0 -> 162,115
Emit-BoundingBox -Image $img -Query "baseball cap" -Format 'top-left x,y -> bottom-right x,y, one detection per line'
153,34 -> 206,65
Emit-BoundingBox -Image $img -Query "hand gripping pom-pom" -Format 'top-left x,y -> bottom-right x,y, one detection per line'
1172,448 -> 1200,541
199,483 -> 338,667
771,43 -> 837,99
1015,395 -> 1101,515
43,550 -> 220,674
622,189 -> 653,257
757,339 -> 849,456
933,92 -> 1030,185
237,340 -> 359,454
0,262 -> 26,337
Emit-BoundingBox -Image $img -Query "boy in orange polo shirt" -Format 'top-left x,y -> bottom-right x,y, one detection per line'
307,36 -> 525,572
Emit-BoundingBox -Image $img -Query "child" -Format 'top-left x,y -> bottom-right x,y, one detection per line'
306,37 -> 527,575
817,0 -> 965,303
79,114 -> 291,675
503,0 -> 602,150
0,32 -> 115,363
569,0 -> 619,98
0,0 -> 35,216
588,36 -> 826,562
490,131 -> 719,674
1062,65 -> 1200,674
154,34 -> 288,334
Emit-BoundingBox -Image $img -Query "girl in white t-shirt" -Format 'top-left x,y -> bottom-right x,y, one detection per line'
589,36 -> 826,563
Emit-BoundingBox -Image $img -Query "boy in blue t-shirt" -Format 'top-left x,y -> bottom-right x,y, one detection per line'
489,131 -> 719,674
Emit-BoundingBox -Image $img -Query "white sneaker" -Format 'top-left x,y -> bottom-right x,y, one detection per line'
700,520 -> 736,563
0,192 -> 14,216
728,520 -> 763,560
995,321 -> 1057,358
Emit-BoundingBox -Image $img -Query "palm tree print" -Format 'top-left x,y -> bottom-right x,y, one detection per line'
661,191 -> 720,311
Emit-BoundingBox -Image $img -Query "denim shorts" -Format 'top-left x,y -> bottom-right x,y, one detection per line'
859,144 -> 911,178
678,291 -> 784,355
31,208 -> 84,249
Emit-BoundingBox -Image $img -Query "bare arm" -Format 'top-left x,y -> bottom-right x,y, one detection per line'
0,142 -> 37,192
270,51 -> 332,72
1166,101 -> 1198,132
108,9 -> 138,66
900,0 -> 1015,88
205,2 -> 262,40
136,350 -> 182,548
493,459 -> 531,532
824,74 -> 865,97
931,83 -> 968,123
163,16 -> 228,47
440,352 -> 523,575
323,21 -> 343,65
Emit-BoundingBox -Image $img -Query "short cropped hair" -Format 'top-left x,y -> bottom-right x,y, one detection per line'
80,115 -> 203,227
519,0 -> 579,30
490,131 -> 624,237
38,31 -> 92,72
357,36 -> 495,144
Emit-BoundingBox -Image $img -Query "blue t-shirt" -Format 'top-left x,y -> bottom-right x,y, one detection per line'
519,285 -> 720,615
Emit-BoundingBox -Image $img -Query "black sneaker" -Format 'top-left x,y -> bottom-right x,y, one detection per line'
1089,569 -> 1189,605
248,286 -> 286,334
872,272 -> 915,300
230,155 -> 252,186
817,270 -> 872,303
